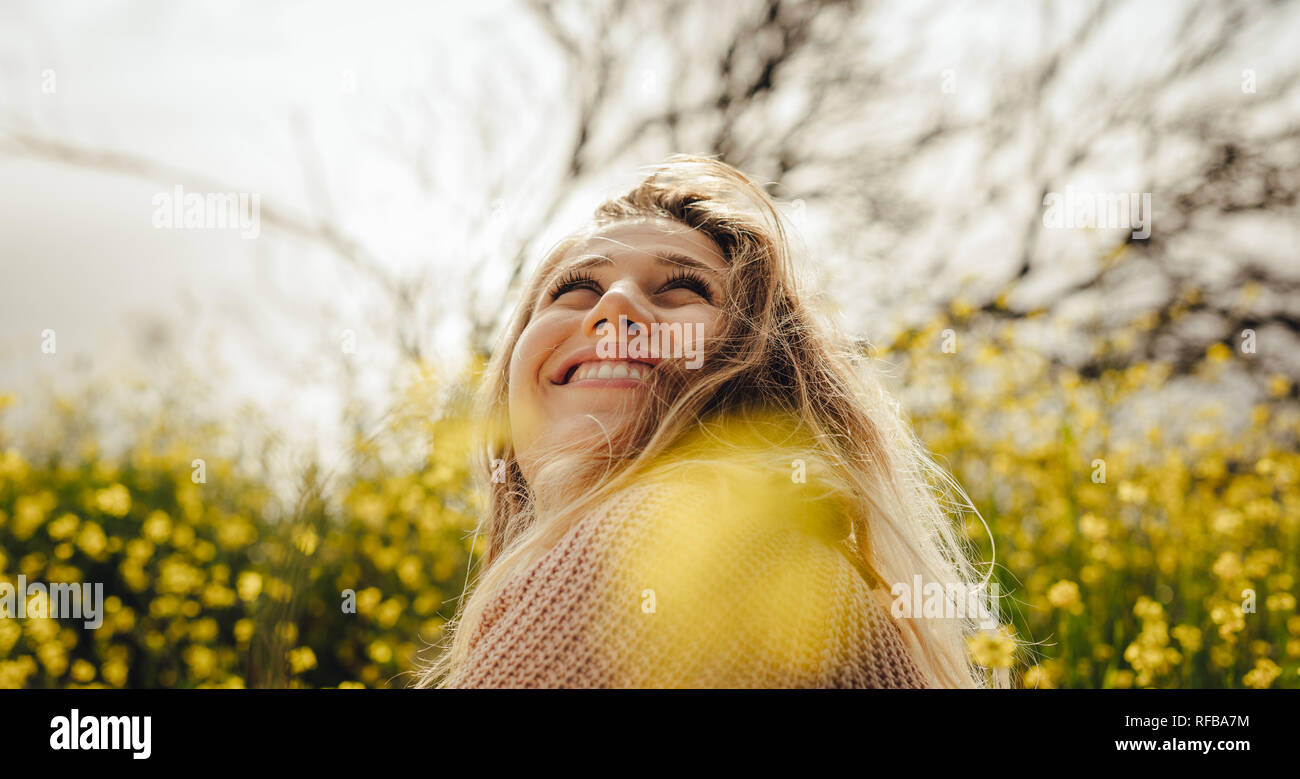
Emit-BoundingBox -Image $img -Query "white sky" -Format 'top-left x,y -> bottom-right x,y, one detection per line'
2,0 -> 1297,478
1,0 -> 561,466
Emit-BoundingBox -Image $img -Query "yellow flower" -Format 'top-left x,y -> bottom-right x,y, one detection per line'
189,618 -> 219,643
95,484 -> 132,517
277,622 -> 299,645
47,513 -> 80,541
217,516 -> 257,549
1210,603 -> 1246,640
201,582 -> 237,608
420,617 -> 446,640
376,598 -> 404,629
143,510 -> 172,544
148,595 -> 179,618
0,448 -> 29,482
37,641 -> 68,677
183,646 -> 217,679
0,656 -> 38,688
1078,513 -> 1107,542
368,640 -> 393,665
353,494 -> 388,529
1211,552 -> 1242,581
397,556 -> 424,590
126,538 -> 154,561
236,571 -> 263,602
1047,580 -> 1083,613
1268,374 -> 1291,398
1021,664 -> 1055,689
192,540 -> 217,562
356,587 -> 383,615
1266,593 -> 1296,612
1133,596 -> 1164,622
966,628 -> 1015,669
119,561 -> 149,592
170,523 -> 194,549
1171,625 -> 1202,652
159,557 -> 203,595
288,647 -> 317,675
265,576 -> 289,601
293,526 -> 319,556
1242,658 -> 1281,689
70,659 -> 96,683
76,522 -> 108,558
0,620 -> 21,653
12,492 -> 56,539
101,659 -> 128,687
1117,481 -> 1148,504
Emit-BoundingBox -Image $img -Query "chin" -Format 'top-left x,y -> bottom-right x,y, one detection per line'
541,409 -> 642,453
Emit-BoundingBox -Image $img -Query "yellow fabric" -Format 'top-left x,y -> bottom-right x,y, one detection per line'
450,427 -> 928,689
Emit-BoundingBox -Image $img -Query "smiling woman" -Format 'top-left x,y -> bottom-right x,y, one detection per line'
414,154 -> 1003,689
507,217 -> 729,486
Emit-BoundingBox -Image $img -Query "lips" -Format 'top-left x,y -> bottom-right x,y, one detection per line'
550,347 -> 660,386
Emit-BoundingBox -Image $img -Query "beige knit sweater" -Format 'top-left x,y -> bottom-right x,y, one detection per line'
449,450 -> 929,689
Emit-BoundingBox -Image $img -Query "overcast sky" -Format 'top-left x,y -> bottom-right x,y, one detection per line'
3,0 -> 1297,473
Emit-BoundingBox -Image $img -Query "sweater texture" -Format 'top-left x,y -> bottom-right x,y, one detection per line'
449,442 -> 929,689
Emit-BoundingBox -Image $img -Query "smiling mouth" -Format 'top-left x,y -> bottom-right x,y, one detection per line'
558,359 -> 655,386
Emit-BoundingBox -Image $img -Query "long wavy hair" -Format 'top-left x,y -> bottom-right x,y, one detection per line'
414,154 -> 1001,688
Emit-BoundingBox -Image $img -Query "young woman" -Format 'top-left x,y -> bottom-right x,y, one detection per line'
416,155 -> 999,689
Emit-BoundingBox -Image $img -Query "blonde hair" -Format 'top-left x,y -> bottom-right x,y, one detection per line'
415,154 -> 1001,688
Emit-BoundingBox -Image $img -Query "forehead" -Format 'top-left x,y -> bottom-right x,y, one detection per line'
556,218 -> 728,273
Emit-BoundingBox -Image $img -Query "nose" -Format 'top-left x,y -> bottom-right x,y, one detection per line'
582,281 -> 655,339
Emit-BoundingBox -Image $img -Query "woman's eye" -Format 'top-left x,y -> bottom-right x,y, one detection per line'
658,273 -> 713,303
548,273 -> 601,302
553,282 -> 598,299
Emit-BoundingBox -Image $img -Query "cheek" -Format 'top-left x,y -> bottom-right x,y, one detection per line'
684,307 -> 724,358
507,316 -> 566,445
508,330 -> 543,419
512,313 -> 569,384
700,309 -> 723,341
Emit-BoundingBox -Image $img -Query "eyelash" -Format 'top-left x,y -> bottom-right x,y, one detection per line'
547,270 -> 714,303
660,270 -> 713,302
548,271 -> 600,301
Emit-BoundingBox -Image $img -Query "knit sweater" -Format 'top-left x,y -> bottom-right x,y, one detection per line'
448,449 -> 929,689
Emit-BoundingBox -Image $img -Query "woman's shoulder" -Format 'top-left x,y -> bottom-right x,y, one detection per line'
578,456 -> 923,686
460,421 -> 927,687
597,415 -> 854,553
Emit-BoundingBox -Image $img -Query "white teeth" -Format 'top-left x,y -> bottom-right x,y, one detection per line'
566,360 -> 651,383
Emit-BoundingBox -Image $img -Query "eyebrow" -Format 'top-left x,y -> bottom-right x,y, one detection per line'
559,251 -> 724,276
653,251 -> 723,275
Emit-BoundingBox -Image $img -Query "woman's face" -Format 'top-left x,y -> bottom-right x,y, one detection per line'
508,217 -> 729,481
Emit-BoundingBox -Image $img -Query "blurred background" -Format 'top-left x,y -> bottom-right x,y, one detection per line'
1,0 -> 1298,689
